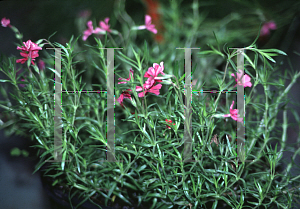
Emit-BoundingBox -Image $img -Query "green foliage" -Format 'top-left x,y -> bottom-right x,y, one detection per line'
1,0 -> 300,208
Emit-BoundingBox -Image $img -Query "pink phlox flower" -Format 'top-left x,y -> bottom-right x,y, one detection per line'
165,119 -> 175,129
136,78 -> 162,97
231,69 -> 252,88
99,17 -> 111,33
137,15 -> 157,34
144,62 -> 165,81
16,40 -> 42,65
260,21 -> 277,37
38,59 -> 45,70
136,62 -> 164,97
118,69 -> 134,84
82,20 -> 104,41
117,89 -> 132,108
1,17 -> 11,27
223,101 -> 243,123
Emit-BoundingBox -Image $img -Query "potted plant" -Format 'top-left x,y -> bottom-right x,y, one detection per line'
1,1 -> 300,208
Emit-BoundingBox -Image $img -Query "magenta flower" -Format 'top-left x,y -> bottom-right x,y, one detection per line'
144,62 -> 165,80
136,77 -> 162,97
98,17 -> 111,33
118,69 -> 134,84
1,17 -> 11,27
82,20 -> 105,41
16,40 -> 42,65
223,101 -> 243,123
38,59 -> 45,70
260,21 -> 277,37
135,62 -> 165,97
117,89 -> 132,108
137,15 -> 157,34
231,69 -> 252,88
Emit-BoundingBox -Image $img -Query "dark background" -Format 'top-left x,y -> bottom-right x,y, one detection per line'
1,0 -> 300,208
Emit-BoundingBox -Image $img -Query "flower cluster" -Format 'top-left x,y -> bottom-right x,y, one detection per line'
82,18 -> 111,41
83,15 -> 157,41
222,69 -> 252,123
16,40 -> 42,65
117,62 -> 165,108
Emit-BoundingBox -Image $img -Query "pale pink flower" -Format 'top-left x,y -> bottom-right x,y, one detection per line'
117,89 -> 132,108
260,21 -> 277,37
98,17 -> 111,33
118,69 -> 134,84
223,101 -> 243,123
82,20 -> 104,41
16,40 -> 42,65
1,17 -> 11,27
137,15 -> 157,34
231,69 -> 252,88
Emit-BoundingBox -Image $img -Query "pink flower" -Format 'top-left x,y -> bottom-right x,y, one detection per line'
231,69 -> 252,88
38,59 -> 45,70
117,89 -> 132,108
137,15 -> 157,34
165,119 -> 175,129
1,17 -> 11,27
82,20 -> 105,41
136,78 -> 162,97
98,17 -> 111,33
260,21 -> 277,37
135,62 -> 165,97
118,69 -> 134,84
16,40 -> 42,65
144,62 -> 165,80
223,101 -> 243,123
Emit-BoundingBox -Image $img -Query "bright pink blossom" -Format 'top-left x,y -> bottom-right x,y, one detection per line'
135,62 -> 165,97
260,21 -> 277,37
16,40 -> 42,65
223,101 -> 243,123
144,62 -> 165,80
1,17 -> 11,27
136,79 -> 162,97
98,17 -> 111,33
82,20 -> 105,41
137,15 -> 157,34
117,89 -> 132,108
231,69 -> 252,88
118,69 -> 134,84
165,119 -> 175,129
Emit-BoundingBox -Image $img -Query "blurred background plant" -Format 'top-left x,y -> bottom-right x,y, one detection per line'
1,0 -> 300,208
